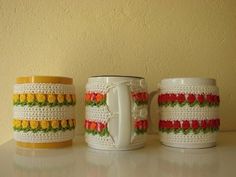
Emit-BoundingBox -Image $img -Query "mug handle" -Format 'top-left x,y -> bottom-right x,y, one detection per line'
116,84 -> 131,148
147,88 -> 160,133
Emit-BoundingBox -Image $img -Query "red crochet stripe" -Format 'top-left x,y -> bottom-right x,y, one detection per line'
84,92 -> 106,106
159,118 -> 220,134
84,120 -> 107,133
158,93 -> 220,107
131,92 -> 149,105
135,119 -> 148,131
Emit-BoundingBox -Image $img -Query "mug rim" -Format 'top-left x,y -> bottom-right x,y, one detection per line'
90,75 -> 144,79
160,77 -> 216,86
16,76 -> 73,84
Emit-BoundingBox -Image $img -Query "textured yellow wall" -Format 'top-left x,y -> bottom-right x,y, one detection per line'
0,0 -> 236,144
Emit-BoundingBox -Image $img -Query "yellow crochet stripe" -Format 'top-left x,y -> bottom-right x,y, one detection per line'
13,93 -> 76,106
13,119 -> 76,133
16,140 -> 72,148
16,76 -> 73,84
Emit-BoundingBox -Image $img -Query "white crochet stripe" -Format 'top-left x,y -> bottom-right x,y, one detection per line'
129,79 -> 147,92
13,106 -> 76,120
160,85 -> 219,95
132,106 -> 148,119
14,83 -> 75,94
160,132 -> 217,144
85,106 -> 112,123
86,82 -> 108,93
85,106 -> 148,123
85,133 -> 146,149
130,86 -> 147,93
86,80 -> 147,94
85,134 -> 114,146
160,106 -> 219,120
14,130 -> 74,143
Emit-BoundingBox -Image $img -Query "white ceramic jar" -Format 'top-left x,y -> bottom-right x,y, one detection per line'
13,76 -> 76,148
158,78 -> 220,148
84,75 -> 148,150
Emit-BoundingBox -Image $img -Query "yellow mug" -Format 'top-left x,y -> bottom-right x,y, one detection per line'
13,76 -> 76,148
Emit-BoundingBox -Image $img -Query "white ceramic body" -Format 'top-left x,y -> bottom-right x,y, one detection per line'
85,76 -> 148,150
158,78 -> 220,148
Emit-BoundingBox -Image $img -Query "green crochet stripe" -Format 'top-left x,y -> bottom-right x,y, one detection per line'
159,127 -> 219,135
134,101 -> 148,106
13,126 -> 75,133
159,101 -> 219,107
135,128 -> 148,135
85,128 -> 109,137
85,100 -> 106,107
13,100 -> 76,107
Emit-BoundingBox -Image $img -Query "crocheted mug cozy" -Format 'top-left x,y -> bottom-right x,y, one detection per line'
85,76 -> 148,150
158,78 -> 220,148
13,76 -> 76,148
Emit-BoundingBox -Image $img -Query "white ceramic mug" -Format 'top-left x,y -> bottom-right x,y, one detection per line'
157,78 -> 220,148
84,75 -> 148,150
